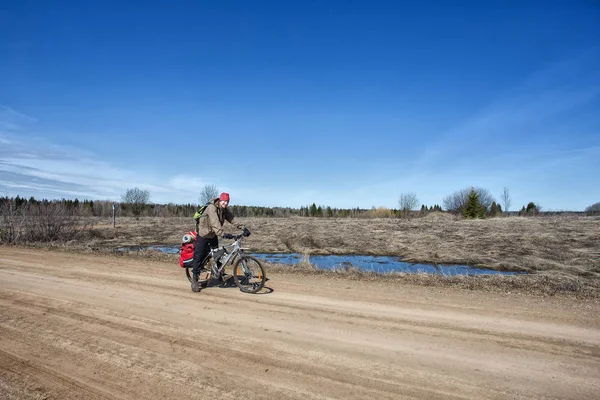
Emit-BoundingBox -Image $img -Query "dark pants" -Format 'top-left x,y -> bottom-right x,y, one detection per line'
191,236 -> 218,277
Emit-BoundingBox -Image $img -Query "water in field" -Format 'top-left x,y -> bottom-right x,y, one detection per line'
118,246 -> 519,276
251,253 -> 518,276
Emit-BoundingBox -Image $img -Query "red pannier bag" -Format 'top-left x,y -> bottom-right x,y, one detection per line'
179,231 -> 197,268
179,242 -> 195,268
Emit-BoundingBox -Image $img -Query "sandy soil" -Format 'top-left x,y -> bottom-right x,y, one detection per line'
1,247 -> 599,400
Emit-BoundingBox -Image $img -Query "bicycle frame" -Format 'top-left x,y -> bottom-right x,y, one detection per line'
203,235 -> 247,279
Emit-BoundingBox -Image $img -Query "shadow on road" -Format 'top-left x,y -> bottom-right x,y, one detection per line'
198,277 -> 274,295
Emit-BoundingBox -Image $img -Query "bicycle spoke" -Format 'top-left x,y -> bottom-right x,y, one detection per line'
233,256 -> 266,293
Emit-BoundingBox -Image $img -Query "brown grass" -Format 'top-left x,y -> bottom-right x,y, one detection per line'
264,263 -> 600,299
68,215 -> 600,276
11,214 -> 600,298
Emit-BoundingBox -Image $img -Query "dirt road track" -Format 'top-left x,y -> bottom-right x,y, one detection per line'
1,247 -> 599,399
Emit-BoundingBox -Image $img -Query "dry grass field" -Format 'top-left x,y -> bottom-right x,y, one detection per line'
2,215 -> 599,399
39,213 -> 599,298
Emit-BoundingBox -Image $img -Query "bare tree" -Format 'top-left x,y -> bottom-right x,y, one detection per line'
199,184 -> 219,204
1,200 -> 90,244
399,192 -> 419,218
585,201 -> 600,212
121,187 -> 150,217
501,187 -> 511,213
443,186 -> 495,213
0,199 -> 25,243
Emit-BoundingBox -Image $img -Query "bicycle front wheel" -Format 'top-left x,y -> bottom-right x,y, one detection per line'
232,256 -> 266,293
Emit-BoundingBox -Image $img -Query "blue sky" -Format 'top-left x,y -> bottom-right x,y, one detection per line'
1,0 -> 599,211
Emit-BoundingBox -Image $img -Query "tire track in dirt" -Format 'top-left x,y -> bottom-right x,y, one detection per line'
2,265 -> 597,363
1,247 -> 599,399
0,349 -> 117,400
0,291 -> 466,400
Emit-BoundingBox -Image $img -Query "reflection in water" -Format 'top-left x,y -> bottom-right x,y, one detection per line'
119,246 -> 520,276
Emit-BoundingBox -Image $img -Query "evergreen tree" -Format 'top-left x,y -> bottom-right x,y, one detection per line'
490,201 -> 499,217
463,190 -> 486,219
526,202 -> 539,215
15,195 -> 25,208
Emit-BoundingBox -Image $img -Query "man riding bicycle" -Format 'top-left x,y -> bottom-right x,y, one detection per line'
190,192 -> 246,292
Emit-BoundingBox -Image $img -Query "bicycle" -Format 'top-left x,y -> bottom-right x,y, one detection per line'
185,230 -> 267,294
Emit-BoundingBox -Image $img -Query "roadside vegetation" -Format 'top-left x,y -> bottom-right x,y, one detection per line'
2,190 -> 599,298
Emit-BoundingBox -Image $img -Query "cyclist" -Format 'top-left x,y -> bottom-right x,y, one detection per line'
190,192 -> 246,292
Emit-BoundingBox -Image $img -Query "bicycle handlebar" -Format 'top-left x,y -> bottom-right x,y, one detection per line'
222,228 -> 250,241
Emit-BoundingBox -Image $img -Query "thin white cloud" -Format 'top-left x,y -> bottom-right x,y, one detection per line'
380,49 -> 600,210
0,116 -> 213,203
0,106 -> 38,132
1,49 -> 598,211
418,49 -> 600,168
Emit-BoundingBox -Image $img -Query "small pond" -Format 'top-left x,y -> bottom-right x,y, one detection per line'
252,253 -> 518,276
118,246 -> 520,276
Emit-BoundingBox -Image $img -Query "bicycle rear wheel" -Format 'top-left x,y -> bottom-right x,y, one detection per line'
185,267 -> 211,288
232,256 -> 266,293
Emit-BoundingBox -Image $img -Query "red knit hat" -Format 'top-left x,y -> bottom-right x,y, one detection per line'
219,192 -> 230,201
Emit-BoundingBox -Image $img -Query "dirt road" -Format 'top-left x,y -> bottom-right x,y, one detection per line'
1,247 -> 599,399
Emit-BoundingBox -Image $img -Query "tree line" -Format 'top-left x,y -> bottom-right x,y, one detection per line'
0,195 -> 444,219
2,185 -> 598,221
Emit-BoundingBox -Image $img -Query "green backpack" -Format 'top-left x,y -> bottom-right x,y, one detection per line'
193,202 -> 211,233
